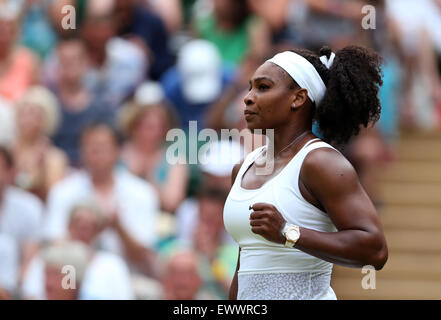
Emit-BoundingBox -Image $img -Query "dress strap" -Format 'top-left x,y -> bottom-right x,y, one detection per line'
302,138 -> 321,149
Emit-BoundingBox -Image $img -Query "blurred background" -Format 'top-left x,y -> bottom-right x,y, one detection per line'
0,0 -> 440,300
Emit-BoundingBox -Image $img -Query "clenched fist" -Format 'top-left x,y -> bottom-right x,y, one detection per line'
249,203 -> 287,244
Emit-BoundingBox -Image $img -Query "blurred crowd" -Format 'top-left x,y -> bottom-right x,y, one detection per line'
0,0 -> 440,300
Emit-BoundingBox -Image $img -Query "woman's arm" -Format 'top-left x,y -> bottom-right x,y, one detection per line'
249,148 -> 388,270
159,163 -> 189,213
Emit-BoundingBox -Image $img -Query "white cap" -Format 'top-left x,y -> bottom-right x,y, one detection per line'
199,139 -> 244,177
178,40 -> 222,104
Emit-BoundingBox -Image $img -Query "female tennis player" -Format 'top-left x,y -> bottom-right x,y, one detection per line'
223,46 -> 388,300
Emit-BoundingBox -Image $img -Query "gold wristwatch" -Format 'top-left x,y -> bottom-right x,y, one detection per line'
282,223 -> 300,248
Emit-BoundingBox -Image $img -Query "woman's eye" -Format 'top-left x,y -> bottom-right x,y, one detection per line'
259,84 -> 269,90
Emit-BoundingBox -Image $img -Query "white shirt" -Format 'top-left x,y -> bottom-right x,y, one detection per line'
0,186 -> 43,245
21,251 -> 135,300
43,169 -> 160,255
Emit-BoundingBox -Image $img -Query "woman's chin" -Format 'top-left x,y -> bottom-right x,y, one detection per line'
246,123 -> 268,134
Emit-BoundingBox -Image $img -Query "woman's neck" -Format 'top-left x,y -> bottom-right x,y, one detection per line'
271,123 -> 313,157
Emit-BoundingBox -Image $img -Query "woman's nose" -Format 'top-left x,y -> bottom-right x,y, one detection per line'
244,91 -> 255,106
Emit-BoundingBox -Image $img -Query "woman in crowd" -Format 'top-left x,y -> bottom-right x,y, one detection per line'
12,86 -> 67,200
119,82 -> 188,214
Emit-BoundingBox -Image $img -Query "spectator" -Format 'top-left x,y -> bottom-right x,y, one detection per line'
0,10 -> 39,103
161,250 -> 208,300
175,140 -> 244,240
171,140 -> 242,298
22,241 -> 90,300
288,0 -> 369,51
114,0 -> 174,80
41,241 -> 90,300
46,36 -> 111,166
42,123 -> 160,276
0,147 -> 43,286
119,82 -> 188,214
12,86 -> 68,200
21,203 -> 134,300
193,0 -> 270,67
386,0 -> 441,129
161,39 -> 233,129
80,4 -> 147,110
190,187 -> 238,299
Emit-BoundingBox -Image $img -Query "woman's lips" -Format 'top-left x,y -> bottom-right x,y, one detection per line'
244,110 -> 258,121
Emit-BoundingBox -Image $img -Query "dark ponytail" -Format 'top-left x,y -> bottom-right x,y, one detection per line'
292,45 -> 383,145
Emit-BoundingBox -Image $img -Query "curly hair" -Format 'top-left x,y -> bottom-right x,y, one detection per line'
290,46 -> 383,145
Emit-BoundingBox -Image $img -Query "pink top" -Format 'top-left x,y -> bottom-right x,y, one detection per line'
0,48 -> 35,103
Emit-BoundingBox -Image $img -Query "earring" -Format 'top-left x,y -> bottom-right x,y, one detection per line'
291,103 -> 296,110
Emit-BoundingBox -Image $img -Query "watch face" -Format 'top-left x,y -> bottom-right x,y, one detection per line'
287,229 -> 299,241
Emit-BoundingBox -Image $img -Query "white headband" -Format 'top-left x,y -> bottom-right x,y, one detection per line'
267,51 -> 335,106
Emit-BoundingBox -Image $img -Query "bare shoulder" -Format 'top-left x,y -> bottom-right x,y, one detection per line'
300,146 -> 360,197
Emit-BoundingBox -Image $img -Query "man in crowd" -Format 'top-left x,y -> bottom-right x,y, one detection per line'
43,123 -> 160,276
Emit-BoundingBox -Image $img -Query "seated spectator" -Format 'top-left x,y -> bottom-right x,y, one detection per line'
42,123 -> 160,276
167,185 -> 238,299
0,147 -> 43,286
114,0 -> 174,80
386,0 -> 441,129
161,250 -> 212,300
46,36 -> 111,166
119,82 -> 188,213
45,2 -> 148,113
12,86 -> 68,200
0,10 -> 39,103
174,140 -> 244,243
21,203 -> 134,300
37,241 -> 90,300
22,241 -> 89,300
168,140 -> 242,299
190,187 -> 238,299
193,0 -> 270,67
160,39 -> 233,129
80,5 -> 147,110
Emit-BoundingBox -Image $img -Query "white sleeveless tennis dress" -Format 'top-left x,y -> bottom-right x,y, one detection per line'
223,138 -> 338,300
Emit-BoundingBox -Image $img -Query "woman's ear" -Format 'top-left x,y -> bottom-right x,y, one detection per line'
291,88 -> 309,110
